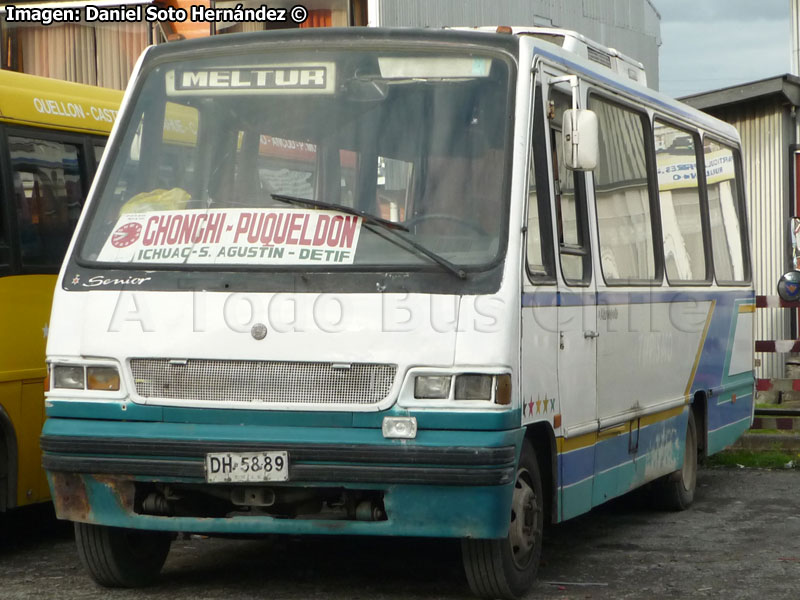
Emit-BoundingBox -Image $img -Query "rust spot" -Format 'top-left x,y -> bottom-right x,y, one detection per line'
51,472 -> 91,522
94,475 -> 136,513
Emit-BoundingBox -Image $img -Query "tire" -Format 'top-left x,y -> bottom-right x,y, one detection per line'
461,439 -> 544,600
653,410 -> 698,511
74,522 -> 171,588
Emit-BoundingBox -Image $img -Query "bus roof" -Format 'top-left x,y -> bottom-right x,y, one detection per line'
0,70 -> 122,135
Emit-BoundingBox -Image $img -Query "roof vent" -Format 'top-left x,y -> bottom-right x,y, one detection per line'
447,26 -> 648,87
586,46 -> 613,68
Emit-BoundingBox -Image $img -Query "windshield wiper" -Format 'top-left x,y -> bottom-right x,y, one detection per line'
270,193 -> 466,279
270,193 -> 407,231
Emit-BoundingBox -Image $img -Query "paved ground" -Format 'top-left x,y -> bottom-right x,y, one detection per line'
1,467 -> 798,599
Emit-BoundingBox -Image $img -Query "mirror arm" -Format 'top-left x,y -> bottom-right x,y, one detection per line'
550,75 -> 580,166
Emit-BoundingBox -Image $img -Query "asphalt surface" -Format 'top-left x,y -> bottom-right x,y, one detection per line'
1,467 -> 798,599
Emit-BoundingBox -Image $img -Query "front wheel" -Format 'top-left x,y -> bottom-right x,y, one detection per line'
461,439 -> 544,600
74,522 -> 171,587
653,410 -> 698,511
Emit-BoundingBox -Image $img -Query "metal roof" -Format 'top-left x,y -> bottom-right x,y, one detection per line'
681,74 -> 800,111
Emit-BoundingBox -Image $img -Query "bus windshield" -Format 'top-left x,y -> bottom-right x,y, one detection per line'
79,47 -> 513,271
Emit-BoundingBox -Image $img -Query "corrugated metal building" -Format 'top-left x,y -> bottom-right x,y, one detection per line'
369,0 -> 662,89
1,0 -> 662,90
684,76 -> 800,383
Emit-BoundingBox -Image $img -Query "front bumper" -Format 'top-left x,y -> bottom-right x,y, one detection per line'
42,418 -> 523,539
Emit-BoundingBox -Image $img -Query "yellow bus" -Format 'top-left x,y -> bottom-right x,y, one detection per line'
0,71 -> 121,512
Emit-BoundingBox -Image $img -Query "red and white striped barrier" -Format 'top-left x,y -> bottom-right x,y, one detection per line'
755,295 -> 800,401
756,379 -> 800,392
756,295 -> 800,308
755,340 -> 800,353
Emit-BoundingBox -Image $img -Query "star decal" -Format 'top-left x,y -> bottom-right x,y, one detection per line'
536,398 -> 542,414
528,399 -> 534,417
542,395 -> 548,413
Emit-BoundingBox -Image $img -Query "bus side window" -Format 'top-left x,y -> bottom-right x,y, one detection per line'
526,85 -> 555,282
93,144 -> 106,171
9,135 -> 85,270
589,95 -> 657,284
704,139 -> 749,284
0,169 -> 8,269
654,121 -> 709,283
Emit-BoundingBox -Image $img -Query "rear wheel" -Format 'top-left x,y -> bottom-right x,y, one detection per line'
74,522 -> 171,588
461,440 -> 543,600
653,410 -> 697,511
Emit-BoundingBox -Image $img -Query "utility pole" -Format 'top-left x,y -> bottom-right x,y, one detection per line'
794,0 -> 800,75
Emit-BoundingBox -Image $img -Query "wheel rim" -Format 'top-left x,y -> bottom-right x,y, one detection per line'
508,468 -> 541,570
681,421 -> 697,491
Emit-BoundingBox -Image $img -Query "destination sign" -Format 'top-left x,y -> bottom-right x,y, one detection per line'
166,63 -> 335,95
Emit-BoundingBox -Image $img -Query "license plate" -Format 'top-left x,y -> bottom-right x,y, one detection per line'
205,451 -> 289,483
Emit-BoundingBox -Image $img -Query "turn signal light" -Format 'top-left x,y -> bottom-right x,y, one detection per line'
495,375 -> 512,405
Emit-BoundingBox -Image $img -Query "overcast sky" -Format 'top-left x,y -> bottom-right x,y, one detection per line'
653,0 -> 792,98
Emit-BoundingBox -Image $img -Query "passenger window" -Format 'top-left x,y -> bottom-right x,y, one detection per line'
654,121 -> 708,282
0,184 -> 7,268
526,86 -> 554,282
590,96 -> 657,283
377,156 -> 411,222
704,139 -> 748,283
339,150 -> 358,208
94,144 -> 106,167
550,90 -> 590,285
255,135 -> 317,200
10,135 -> 85,268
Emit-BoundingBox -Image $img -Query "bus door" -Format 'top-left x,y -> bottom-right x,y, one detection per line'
544,69 -> 598,520
588,91 -> 660,504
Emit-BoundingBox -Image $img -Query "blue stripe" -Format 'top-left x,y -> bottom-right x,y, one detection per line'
707,392 -> 753,432
559,444 -> 594,486
522,289 -> 753,307
558,411 -> 687,490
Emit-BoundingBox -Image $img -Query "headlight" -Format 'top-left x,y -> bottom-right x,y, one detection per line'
53,366 -> 85,390
50,363 -> 121,392
414,375 -> 451,399
454,374 -> 493,400
87,367 -> 121,391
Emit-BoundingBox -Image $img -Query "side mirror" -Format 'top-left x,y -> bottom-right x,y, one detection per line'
563,109 -> 598,171
777,270 -> 800,302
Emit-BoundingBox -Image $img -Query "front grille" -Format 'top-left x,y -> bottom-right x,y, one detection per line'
130,359 -> 396,405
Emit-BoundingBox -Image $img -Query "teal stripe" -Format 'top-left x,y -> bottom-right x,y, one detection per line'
708,416 -> 751,455
561,478 -> 592,521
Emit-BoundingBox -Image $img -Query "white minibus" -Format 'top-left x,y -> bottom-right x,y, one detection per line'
42,26 -> 754,599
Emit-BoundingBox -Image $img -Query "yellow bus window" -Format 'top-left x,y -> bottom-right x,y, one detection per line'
10,136 -> 84,268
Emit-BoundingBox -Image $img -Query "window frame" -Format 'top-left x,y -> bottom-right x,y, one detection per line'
525,81 -> 556,284
653,116 -> 713,287
587,89 -> 664,287
73,42 -> 519,279
701,133 -> 752,286
2,125 -> 100,275
549,114 -> 592,287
